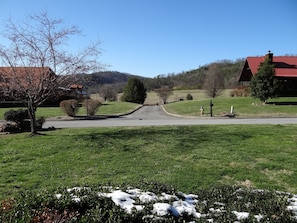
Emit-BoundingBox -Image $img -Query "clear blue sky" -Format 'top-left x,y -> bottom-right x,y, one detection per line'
1,0 -> 297,77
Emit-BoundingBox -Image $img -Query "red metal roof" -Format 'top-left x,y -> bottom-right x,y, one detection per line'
69,84 -> 83,89
0,67 -> 55,89
246,56 -> 297,77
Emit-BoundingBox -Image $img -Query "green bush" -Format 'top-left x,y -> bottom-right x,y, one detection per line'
186,93 -> 193,100
59,99 -> 79,117
2,109 -> 44,132
4,109 -> 29,122
82,99 -> 102,116
122,77 -> 147,104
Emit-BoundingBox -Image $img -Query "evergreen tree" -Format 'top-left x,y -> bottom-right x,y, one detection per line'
122,77 -> 147,104
250,58 -> 280,103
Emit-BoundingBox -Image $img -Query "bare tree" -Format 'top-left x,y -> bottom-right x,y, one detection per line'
155,86 -> 173,104
0,12 -> 102,135
203,63 -> 225,98
99,84 -> 118,101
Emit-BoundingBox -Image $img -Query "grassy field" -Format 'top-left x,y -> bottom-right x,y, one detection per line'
1,91 -> 297,120
164,96 -> 297,117
2,93 -> 297,221
1,124 -> 297,201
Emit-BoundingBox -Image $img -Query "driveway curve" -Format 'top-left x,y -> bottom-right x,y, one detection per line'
43,105 -> 297,129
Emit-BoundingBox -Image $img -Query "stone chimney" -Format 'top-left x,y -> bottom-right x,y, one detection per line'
265,50 -> 273,63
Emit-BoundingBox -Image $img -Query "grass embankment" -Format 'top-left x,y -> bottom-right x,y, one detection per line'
0,101 -> 140,120
1,125 -> 297,200
164,96 -> 297,117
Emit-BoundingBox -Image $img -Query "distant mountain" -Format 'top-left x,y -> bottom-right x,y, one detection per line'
77,71 -> 149,93
77,59 -> 245,93
83,71 -> 148,85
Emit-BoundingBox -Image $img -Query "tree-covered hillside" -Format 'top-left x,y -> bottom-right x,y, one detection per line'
79,59 -> 245,94
77,71 -> 148,94
143,59 -> 245,90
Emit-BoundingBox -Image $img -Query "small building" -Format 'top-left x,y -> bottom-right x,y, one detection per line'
238,51 -> 297,96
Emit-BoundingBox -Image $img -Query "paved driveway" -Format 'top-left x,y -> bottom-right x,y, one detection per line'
43,105 -> 297,129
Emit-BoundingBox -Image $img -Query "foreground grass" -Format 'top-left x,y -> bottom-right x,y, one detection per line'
1,125 -> 297,201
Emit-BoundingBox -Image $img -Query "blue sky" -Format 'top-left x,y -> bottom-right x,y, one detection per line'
1,0 -> 297,77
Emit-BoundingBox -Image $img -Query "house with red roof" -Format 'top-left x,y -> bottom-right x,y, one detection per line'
0,67 -> 85,105
238,51 -> 297,96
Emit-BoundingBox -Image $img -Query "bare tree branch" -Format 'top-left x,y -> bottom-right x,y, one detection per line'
203,63 -> 225,98
0,11 -> 103,135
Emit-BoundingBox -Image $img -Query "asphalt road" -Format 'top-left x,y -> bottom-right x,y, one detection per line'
43,105 -> 297,129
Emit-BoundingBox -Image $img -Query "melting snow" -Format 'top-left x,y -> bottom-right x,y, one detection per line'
288,195 -> 297,219
232,211 -> 249,220
106,190 -> 144,213
153,203 -> 179,217
56,187 -> 297,222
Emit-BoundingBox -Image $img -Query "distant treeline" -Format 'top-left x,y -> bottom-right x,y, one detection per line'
78,59 -> 245,94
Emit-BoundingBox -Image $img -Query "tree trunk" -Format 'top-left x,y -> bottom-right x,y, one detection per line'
27,99 -> 37,136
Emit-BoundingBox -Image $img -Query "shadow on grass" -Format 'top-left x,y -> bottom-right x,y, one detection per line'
70,126 -> 254,151
267,101 -> 297,105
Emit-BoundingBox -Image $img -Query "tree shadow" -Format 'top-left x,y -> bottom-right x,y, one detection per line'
267,101 -> 297,105
69,126 -> 254,152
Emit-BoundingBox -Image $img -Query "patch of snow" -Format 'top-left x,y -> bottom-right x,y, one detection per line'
106,190 -> 144,213
160,192 -> 178,201
254,214 -> 264,222
288,195 -> 297,218
54,186 -> 297,221
55,193 -> 62,199
153,203 -> 179,217
232,211 -> 249,220
173,200 -> 201,218
72,195 -> 80,203
67,187 -> 88,192
209,207 -> 224,213
138,191 -> 158,202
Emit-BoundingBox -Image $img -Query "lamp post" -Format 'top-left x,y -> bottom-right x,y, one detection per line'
210,100 -> 214,117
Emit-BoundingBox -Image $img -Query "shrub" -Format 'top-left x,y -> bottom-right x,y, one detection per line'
231,86 -> 250,97
122,77 -> 147,104
82,99 -> 102,116
1,185 -> 296,222
4,109 -> 29,122
186,93 -> 193,100
4,109 -> 29,132
2,109 -> 45,133
59,99 -> 79,117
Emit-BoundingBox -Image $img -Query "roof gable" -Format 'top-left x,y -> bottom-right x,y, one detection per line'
246,56 -> 297,78
0,67 -> 55,89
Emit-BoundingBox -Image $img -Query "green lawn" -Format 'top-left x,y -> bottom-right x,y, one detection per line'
1,125 -> 297,200
2,96 -> 297,120
0,101 -> 140,120
164,97 -> 297,117
1,94 -> 297,221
